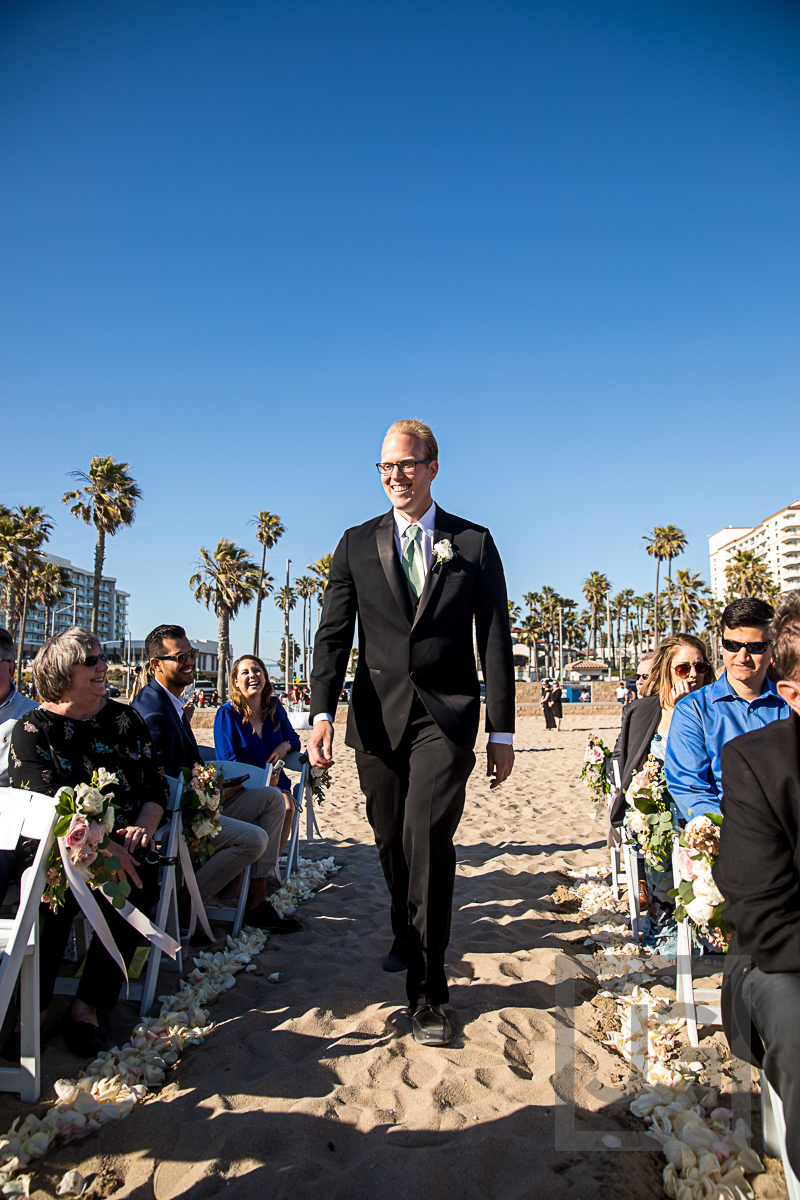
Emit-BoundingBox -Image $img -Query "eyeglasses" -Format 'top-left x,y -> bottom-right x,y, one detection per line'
673,661 -> 710,678
155,650 -> 199,665
81,653 -> 109,667
376,459 -> 432,476
721,637 -> 771,656
636,672 -> 649,681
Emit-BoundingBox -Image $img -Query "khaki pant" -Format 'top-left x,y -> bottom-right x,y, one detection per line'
195,785 -> 286,900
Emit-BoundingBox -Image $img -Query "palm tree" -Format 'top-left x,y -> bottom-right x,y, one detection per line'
615,589 -> 634,671
275,584 -> 298,689
33,560 -> 70,639
659,525 -> 688,634
295,575 -> 317,677
7,507 -> 54,683
249,511 -> 285,655
673,569 -> 710,633
278,635 -> 302,680
507,600 -> 522,635
189,540 -> 262,700
308,554 -> 333,601
582,572 -> 609,656
62,456 -> 141,635
643,527 -> 670,642
0,508 -> 25,639
725,550 -> 775,601
702,597 -> 724,669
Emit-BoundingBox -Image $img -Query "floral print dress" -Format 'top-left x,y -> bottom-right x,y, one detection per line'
9,700 -> 168,826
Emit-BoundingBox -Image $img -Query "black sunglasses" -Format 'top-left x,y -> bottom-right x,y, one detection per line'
82,653 -> 109,666
155,650 -> 199,665
722,637 -> 771,656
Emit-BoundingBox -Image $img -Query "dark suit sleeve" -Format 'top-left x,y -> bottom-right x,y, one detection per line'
714,740 -> 800,974
132,691 -> 180,778
608,704 -> 633,825
474,530 -> 515,734
309,530 -> 358,719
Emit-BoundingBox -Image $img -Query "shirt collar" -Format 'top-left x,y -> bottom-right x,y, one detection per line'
155,677 -> 186,719
711,671 -> 784,705
394,501 -> 436,538
0,684 -> 19,713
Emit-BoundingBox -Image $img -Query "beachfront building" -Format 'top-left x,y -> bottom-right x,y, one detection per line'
708,501 -> 800,601
0,552 -> 130,659
102,636 -> 224,675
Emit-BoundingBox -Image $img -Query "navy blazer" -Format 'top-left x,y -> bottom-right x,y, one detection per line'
131,678 -> 202,778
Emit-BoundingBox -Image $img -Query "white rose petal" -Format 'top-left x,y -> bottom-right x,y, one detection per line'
57,1171 -> 88,1196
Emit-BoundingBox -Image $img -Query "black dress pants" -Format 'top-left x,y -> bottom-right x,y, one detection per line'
40,848 -> 160,1011
741,966 -> 800,1177
355,698 -> 476,1006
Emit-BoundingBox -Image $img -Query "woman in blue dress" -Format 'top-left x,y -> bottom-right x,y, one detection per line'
214,655 -> 301,881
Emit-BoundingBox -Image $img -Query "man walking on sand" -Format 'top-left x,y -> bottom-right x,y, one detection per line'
308,419 -> 515,1046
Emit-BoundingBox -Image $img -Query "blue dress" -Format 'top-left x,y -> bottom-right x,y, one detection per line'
213,700 -> 301,793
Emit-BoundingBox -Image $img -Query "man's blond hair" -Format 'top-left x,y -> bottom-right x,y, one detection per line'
384,419 -> 438,461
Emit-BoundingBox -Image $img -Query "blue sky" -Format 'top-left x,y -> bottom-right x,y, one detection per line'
2,0 -> 799,667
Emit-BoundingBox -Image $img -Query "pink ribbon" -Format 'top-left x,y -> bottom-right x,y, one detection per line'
58,838 -> 181,992
178,837 -> 214,939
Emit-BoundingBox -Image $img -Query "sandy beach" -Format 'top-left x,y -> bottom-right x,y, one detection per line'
3,713 -> 786,1200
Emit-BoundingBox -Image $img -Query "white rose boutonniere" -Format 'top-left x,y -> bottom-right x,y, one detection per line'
432,539 -> 455,566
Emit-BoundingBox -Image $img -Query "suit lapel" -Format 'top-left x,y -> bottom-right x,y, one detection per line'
411,508 -> 451,631
376,512 -> 413,624
154,681 -> 198,755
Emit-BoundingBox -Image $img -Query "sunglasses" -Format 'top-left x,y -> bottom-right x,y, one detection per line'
82,653 -> 109,667
636,672 -> 649,681
673,661 -> 710,678
155,650 -> 199,665
721,637 -> 771,656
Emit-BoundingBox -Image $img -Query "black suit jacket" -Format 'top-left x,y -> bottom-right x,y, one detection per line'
310,505 -> 515,754
608,695 -> 662,826
131,678 -> 202,778
713,713 -> 800,1066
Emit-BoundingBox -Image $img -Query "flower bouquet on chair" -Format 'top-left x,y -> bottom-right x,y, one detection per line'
670,814 -> 729,951
623,756 -> 674,872
580,734 -> 611,806
45,769 -> 126,911
180,763 -> 223,865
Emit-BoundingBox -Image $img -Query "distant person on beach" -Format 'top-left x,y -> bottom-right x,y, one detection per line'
665,598 -> 790,821
546,679 -> 562,731
635,654 -> 654,698
541,680 -> 556,730
715,591 -> 800,1177
615,682 -> 627,703
580,688 -> 590,703
308,418 -> 515,1047
623,686 -> 635,707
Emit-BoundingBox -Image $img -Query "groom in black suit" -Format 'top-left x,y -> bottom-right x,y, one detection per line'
308,419 -> 515,1045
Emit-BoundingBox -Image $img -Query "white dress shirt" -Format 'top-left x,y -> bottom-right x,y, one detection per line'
155,677 -> 188,722
314,501 -> 512,745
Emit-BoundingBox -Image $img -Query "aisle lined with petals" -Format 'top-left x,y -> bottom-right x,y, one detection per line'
0,717 -> 781,1200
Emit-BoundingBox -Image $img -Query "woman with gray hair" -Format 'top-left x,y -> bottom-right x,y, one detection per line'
7,627 -> 167,1060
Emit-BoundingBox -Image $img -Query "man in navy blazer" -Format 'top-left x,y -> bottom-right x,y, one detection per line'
132,625 -> 300,935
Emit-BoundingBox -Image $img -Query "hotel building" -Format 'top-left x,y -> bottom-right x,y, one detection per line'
708,501 -> 800,601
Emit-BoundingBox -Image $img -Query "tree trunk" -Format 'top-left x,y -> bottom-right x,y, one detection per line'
91,526 -> 106,636
590,607 -> 597,655
654,562 -> 661,643
217,610 -> 229,701
15,565 -> 31,688
253,541 -> 267,655
667,559 -> 675,636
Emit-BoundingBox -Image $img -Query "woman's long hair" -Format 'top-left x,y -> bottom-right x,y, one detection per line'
229,654 -> 280,730
642,633 -> 715,710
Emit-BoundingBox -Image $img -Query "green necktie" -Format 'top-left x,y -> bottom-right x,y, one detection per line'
402,524 -> 426,598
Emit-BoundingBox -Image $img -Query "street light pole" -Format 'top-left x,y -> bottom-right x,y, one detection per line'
558,606 -> 564,683
284,558 -> 291,694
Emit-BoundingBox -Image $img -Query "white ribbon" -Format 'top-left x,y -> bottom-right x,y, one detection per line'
178,836 -> 215,939
58,838 -> 181,993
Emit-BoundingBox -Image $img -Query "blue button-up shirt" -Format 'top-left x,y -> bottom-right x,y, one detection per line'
664,672 -> 790,820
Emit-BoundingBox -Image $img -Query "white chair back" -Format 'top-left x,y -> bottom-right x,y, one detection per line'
282,751 -> 311,879
0,786 -> 61,1101
198,745 -> 216,763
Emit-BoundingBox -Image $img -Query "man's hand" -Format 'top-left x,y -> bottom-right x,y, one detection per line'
308,719 -> 335,769
486,741 -> 514,790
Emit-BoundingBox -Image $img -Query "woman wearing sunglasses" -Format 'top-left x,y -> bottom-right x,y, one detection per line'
7,627 -> 166,1060
609,634 -> 714,948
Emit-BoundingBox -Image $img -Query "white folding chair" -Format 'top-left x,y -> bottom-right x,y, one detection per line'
761,1072 -> 800,1198
204,761 -> 272,935
0,787 -> 59,1101
282,751 -> 311,881
198,745 -> 216,763
670,811 -> 722,1047
612,761 -> 644,941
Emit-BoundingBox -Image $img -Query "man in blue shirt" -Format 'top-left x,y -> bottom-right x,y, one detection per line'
665,597 -> 790,820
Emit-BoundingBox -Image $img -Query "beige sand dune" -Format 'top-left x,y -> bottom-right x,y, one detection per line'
3,714 -> 780,1199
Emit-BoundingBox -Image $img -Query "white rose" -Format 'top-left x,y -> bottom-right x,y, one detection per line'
76,787 -> 105,815
685,895 -> 716,926
206,790 -> 221,813
94,768 -> 118,791
100,805 -> 116,833
193,817 -> 218,840
433,539 -> 454,561
694,874 -> 723,909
